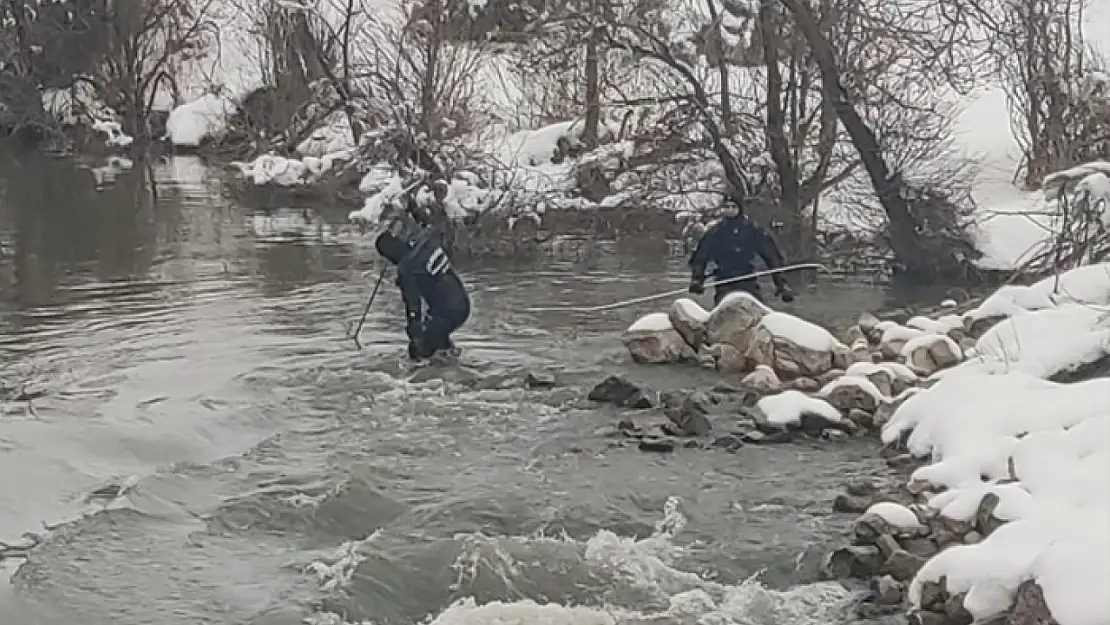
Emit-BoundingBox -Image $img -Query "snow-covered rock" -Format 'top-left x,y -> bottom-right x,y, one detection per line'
669,298 -> 710,350
819,375 -> 885,414
879,324 -> 928,360
850,339 -> 873,363
755,390 -> 846,433
843,362 -> 897,397
704,292 -> 770,354
621,313 -> 696,364
231,151 -> 354,187
746,312 -> 845,379
902,334 -> 964,377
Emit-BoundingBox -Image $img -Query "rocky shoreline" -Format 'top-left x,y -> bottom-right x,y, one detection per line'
581,266 -> 1110,625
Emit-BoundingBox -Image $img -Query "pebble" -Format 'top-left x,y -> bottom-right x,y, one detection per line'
833,493 -> 872,514
524,371 -> 556,388
638,437 -> 675,453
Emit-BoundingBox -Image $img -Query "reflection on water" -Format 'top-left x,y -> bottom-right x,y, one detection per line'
0,154 -> 958,625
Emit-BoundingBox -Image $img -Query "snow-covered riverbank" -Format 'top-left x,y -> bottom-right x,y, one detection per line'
607,263 -> 1110,624
880,265 -> 1110,625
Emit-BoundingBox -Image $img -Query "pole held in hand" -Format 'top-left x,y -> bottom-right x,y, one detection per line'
350,267 -> 388,349
523,263 -> 825,313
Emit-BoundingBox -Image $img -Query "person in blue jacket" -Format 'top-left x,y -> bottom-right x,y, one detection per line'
688,196 -> 795,306
375,210 -> 470,360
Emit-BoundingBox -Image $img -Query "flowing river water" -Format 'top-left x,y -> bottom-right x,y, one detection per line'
0,155 -> 952,625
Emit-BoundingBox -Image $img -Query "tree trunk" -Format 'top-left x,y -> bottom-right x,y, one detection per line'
582,25 -> 601,147
776,0 -> 961,280
705,0 -> 733,135
758,1 -> 802,245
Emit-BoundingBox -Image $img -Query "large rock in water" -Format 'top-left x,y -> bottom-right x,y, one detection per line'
746,312 -> 845,378
622,313 -> 697,364
669,298 -> 710,350
705,292 -> 771,354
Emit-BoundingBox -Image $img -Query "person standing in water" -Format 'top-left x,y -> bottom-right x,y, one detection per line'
375,202 -> 471,360
688,193 -> 795,306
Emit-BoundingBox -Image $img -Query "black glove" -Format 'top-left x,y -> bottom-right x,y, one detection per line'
777,285 -> 795,303
688,278 -> 705,295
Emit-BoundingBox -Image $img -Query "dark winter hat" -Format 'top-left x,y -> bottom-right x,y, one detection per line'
375,231 -> 408,265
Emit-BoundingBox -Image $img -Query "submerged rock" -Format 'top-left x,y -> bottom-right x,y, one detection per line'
524,371 -> 557,389
638,435 -> 676,453
661,390 -> 713,436
833,493 -> 873,514
588,375 -> 655,408
622,313 -> 697,364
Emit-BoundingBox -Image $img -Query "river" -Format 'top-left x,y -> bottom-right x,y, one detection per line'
0,155 -> 947,625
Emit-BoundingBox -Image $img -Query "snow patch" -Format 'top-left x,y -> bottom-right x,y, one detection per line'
165,94 -> 238,147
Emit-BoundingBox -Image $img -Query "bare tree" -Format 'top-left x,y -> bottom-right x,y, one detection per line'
1,0 -> 111,140
988,0 -> 1110,188
773,0 -> 986,280
88,0 -> 219,142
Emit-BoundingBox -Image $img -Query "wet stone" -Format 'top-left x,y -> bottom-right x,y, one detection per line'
1009,580 -> 1059,625
875,533 -> 902,559
587,375 -> 655,408
848,408 -> 875,430
909,611 -> 950,625
524,371 -> 556,389
846,479 -> 879,497
887,453 -> 921,469
616,419 -> 643,438
900,537 -> 940,558
711,433 -> 745,451
919,578 -> 947,611
853,512 -> 896,545
661,390 -> 713,436
873,574 -> 906,606
882,549 -> 927,582
741,429 -> 792,445
638,436 -> 676,453
826,545 -> 884,579
944,593 -> 974,625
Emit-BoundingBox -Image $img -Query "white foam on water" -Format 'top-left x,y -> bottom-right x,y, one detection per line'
306,496 -> 857,625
